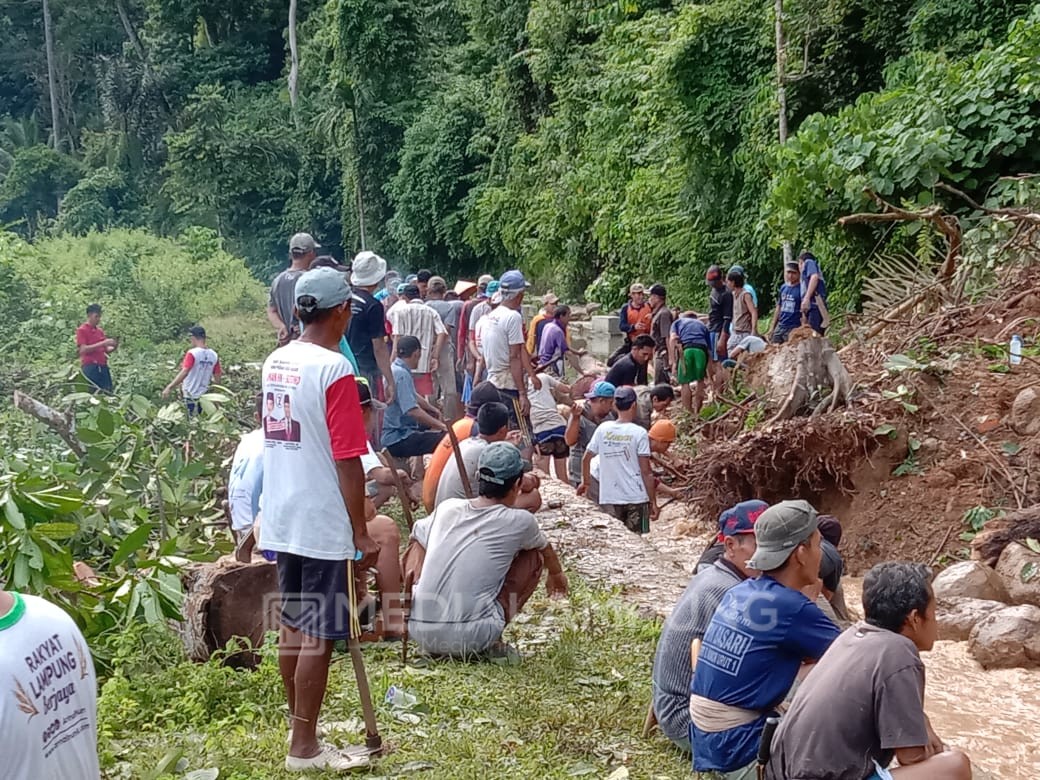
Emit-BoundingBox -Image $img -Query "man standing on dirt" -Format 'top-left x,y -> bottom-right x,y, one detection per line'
690,500 -> 840,779
608,283 -> 654,367
424,275 -> 464,421
259,266 -> 379,772
649,284 -> 674,384
767,262 -> 804,344
348,251 -> 396,407
669,312 -> 712,414
76,303 -> 117,393
480,270 -> 533,418
268,233 -> 319,346
799,250 -> 829,336
706,265 -> 732,362
766,562 -> 973,780
578,386 -> 657,534
564,381 -> 616,492
387,283 -> 448,403
402,441 -> 568,661
651,500 -> 766,753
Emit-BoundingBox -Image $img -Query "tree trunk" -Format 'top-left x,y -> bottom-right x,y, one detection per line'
41,0 -> 61,151
774,0 -> 793,265
288,0 -> 300,125
761,332 -> 853,423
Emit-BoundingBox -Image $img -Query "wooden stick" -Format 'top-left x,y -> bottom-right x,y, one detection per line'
378,448 -> 415,529
445,424 -> 474,499
928,525 -> 955,566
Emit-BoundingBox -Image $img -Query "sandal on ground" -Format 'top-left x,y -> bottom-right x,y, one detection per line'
285,743 -> 371,773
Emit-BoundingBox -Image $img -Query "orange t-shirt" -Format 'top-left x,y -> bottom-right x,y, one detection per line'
421,417 -> 477,512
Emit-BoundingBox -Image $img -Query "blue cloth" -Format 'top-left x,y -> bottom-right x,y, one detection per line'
671,317 -> 711,350
744,283 -> 758,309
534,425 -> 566,444
690,576 -> 840,773
800,258 -> 827,311
381,358 -> 422,447
338,336 -> 360,374
776,283 -> 803,330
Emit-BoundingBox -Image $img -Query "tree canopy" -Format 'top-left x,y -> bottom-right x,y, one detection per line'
1,0 -> 1038,307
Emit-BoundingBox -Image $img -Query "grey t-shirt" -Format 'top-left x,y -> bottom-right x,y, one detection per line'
408,498 -> 547,655
766,622 -> 930,780
434,436 -> 486,506
567,409 -> 614,486
269,268 -> 306,335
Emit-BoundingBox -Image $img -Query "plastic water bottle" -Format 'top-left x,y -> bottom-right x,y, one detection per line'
385,685 -> 417,708
1010,335 -> 1023,366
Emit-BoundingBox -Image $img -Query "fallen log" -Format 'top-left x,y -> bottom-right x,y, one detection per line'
12,390 -> 84,456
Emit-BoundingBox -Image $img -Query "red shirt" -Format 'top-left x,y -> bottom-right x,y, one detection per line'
75,323 -> 108,366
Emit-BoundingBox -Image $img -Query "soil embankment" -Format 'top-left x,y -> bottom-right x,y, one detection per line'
538,479 -> 1040,778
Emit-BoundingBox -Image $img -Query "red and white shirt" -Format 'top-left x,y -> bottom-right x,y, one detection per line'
259,340 -> 368,561
180,347 -> 221,399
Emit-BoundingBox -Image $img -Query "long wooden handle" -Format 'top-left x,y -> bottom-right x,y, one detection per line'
445,424 -> 474,499
378,449 -> 415,529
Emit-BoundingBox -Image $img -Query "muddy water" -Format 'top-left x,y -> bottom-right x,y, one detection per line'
548,489 -> 1040,779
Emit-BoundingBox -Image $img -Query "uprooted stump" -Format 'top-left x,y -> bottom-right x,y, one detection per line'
179,556 -> 280,668
745,328 -> 854,422
678,413 -> 883,523
972,505 -> 1040,568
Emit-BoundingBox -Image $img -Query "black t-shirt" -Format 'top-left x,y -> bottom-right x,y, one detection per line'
708,287 -> 733,334
347,289 -> 387,375
604,354 -> 648,387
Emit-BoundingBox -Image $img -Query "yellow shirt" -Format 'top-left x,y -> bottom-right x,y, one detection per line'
526,310 -> 550,354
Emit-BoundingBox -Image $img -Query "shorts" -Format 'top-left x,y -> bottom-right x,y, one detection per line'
607,503 -> 650,534
807,308 -> 827,336
534,427 -> 569,459
771,327 -> 793,344
677,345 -> 708,384
413,372 -> 434,396
276,552 -> 352,641
728,332 -> 754,353
386,430 -> 444,458
82,363 -> 113,393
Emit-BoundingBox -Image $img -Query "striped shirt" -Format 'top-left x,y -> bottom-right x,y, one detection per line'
386,300 -> 447,375
651,559 -> 745,743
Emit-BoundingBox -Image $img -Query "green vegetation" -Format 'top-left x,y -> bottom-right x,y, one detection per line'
2,0 -> 1039,307
99,581 -> 683,780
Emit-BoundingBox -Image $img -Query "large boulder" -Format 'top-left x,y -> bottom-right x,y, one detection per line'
967,604 -> 1040,669
1010,387 -> 1040,435
994,542 -> 1040,608
932,561 -> 1009,603
936,597 -> 1006,641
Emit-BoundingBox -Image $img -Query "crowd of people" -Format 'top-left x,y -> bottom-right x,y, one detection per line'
8,232 -> 973,777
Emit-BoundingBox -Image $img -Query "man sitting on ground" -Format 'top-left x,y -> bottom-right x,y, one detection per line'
604,335 -> 655,387
766,562 -> 973,780
382,335 -> 448,461
403,442 -> 568,659
435,402 -> 542,512
651,500 -> 766,752
579,386 -> 657,534
690,500 -> 840,779
528,371 -> 573,481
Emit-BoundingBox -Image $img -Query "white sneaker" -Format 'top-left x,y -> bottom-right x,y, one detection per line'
285,744 -> 371,773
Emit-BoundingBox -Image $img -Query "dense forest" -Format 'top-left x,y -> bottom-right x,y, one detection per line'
2,0 -> 1040,307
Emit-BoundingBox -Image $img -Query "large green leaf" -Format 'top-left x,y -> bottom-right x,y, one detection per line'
111,523 -> 155,567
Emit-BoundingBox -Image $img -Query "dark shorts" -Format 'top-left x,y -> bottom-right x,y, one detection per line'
607,503 -> 650,534
82,363 -> 113,393
386,430 -> 444,459
276,552 -> 352,641
497,387 -> 534,433
771,327 -> 793,344
535,427 -> 569,459
807,308 -> 826,336
185,398 -> 201,417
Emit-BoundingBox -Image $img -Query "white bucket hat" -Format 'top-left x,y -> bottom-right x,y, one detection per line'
351,251 -> 387,287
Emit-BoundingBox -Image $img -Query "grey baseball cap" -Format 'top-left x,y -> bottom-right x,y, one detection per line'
289,232 -> 320,253
295,266 -> 351,312
477,442 -> 527,485
746,500 -> 820,572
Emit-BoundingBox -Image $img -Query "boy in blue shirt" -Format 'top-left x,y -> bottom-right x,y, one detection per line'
799,251 -> 829,335
768,263 -> 804,344
689,500 -> 840,778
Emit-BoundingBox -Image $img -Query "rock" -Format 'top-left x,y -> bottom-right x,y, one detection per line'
1010,387 -> 1040,435
968,604 -> 1040,669
976,415 -> 1001,434
936,597 -> 1006,641
994,542 -> 1040,607
932,560 -> 1009,603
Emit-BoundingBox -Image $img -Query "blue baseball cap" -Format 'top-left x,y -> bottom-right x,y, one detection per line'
486,280 -> 501,295
499,269 -> 530,294
717,499 -> 769,542
584,380 -> 616,400
614,386 -> 638,408
295,267 -> 351,312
